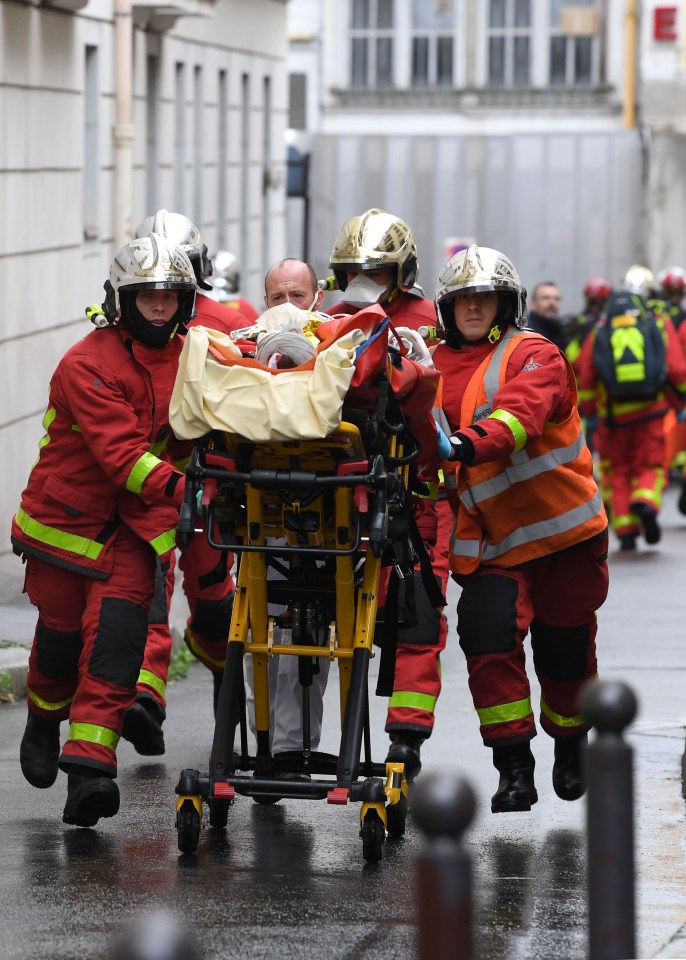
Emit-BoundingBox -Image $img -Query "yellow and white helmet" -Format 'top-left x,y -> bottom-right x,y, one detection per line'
135,209 -> 213,290
328,208 -> 418,292
623,265 -> 655,300
435,244 -> 526,343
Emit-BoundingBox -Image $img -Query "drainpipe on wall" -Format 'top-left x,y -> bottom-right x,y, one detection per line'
623,0 -> 638,129
113,0 -> 134,251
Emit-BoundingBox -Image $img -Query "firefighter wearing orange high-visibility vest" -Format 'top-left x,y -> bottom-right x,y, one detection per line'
430,244 -> 609,815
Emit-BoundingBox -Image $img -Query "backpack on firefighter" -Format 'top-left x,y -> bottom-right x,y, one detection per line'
592,290 -> 666,401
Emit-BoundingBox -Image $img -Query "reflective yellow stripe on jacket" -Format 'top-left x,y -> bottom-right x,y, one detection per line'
15,507 -> 106,561
126,452 -> 165,495
450,329 -> 605,574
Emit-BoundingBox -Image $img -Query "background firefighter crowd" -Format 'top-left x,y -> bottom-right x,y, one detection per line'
13,203 -> 676,829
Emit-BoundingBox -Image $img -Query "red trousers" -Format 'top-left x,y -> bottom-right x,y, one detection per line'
384,496 -> 452,738
24,525 -> 157,775
595,418 -> 666,539
137,533 -> 235,709
455,533 -> 609,746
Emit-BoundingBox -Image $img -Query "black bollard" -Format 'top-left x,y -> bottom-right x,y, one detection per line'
580,679 -> 638,960
412,772 -> 478,960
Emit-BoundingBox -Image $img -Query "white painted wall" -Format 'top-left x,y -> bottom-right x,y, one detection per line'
0,0 -> 289,576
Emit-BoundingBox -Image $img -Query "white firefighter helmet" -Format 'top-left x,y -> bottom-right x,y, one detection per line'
435,244 -> 526,342
211,249 -> 240,295
135,209 -> 213,289
110,233 -> 196,314
623,265 -> 655,300
328,208 -> 418,292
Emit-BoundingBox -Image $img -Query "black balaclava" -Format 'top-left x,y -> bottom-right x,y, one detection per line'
119,289 -> 191,349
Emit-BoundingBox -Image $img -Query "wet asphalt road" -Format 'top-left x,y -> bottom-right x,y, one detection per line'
3,491 -> 686,959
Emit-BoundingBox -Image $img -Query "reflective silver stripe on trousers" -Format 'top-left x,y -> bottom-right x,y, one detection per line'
451,490 -> 604,561
459,429 -> 587,510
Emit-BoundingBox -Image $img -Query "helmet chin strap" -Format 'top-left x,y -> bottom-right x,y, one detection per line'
120,296 -> 183,348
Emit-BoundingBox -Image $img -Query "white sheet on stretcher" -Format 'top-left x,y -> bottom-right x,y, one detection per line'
170,324 -> 367,442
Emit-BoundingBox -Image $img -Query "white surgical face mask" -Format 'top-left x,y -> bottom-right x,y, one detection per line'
307,293 -> 319,311
343,274 -> 388,309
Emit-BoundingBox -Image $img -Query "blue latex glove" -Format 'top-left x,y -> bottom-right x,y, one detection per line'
677,409 -> 686,423
436,424 -> 452,459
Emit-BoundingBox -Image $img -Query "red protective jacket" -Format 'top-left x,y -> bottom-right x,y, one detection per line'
11,325 -> 185,577
435,331 -> 605,573
578,313 -> 686,425
434,333 -> 577,464
432,332 -> 604,556
326,290 -> 437,337
193,292 -> 250,335
220,296 -> 260,323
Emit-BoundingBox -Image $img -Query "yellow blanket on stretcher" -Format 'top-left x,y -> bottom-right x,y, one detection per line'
170,324 -> 367,442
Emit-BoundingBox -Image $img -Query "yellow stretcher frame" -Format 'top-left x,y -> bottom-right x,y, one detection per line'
175,420 -> 415,863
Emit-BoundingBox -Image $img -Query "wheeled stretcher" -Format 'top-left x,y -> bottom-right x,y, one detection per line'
170,307 -> 441,863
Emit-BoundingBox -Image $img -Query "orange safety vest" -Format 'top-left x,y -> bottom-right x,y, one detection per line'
448,329 -> 606,575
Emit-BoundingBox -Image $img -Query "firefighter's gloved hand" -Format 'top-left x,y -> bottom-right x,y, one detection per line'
436,424 -> 452,459
446,432 -> 475,463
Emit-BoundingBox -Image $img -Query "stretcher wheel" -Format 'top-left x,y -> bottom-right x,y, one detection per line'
177,801 -> 201,854
386,793 -> 408,839
361,809 -> 385,864
208,799 -> 230,829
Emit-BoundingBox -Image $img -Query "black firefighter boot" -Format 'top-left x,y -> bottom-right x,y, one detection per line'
20,711 -> 61,788
385,733 -> 425,783
121,694 -> 166,756
491,742 -> 538,813
552,733 -> 588,801
62,764 -> 120,828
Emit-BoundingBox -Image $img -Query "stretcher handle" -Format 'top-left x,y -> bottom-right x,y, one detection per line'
177,448 -> 203,547
196,464 -> 376,492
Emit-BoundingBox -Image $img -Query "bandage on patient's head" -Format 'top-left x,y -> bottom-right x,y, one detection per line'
255,330 -> 316,369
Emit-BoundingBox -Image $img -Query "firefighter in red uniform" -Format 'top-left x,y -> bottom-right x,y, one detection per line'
565,277 -> 613,376
12,234 -> 195,827
326,208 -> 438,339
431,244 -> 609,813
578,266 -> 686,550
655,267 -> 686,331
326,208 -> 444,779
120,211 -> 241,754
